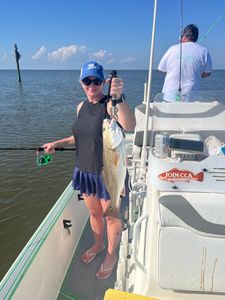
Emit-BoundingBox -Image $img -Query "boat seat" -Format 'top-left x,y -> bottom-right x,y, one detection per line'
152,102 -> 225,133
134,131 -> 151,147
134,102 -> 225,149
157,192 -> 225,293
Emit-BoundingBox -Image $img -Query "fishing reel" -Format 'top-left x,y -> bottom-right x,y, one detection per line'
35,146 -> 75,166
36,152 -> 52,167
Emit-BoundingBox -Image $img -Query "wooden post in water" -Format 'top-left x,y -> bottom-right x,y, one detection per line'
14,44 -> 22,82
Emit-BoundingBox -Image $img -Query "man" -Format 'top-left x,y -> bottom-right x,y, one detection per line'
158,24 -> 212,101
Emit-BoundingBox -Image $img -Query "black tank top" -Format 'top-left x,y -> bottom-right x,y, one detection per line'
72,96 -> 109,173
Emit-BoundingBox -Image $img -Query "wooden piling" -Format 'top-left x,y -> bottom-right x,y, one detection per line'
14,44 -> 22,82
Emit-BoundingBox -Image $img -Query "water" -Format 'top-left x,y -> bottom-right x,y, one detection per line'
0,69 -> 224,280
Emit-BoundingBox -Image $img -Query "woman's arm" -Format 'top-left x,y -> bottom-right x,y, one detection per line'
106,77 -> 136,131
107,101 -> 136,131
42,135 -> 75,153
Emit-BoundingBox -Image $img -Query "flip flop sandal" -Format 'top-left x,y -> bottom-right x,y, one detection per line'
81,245 -> 105,264
96,258 -> 117,280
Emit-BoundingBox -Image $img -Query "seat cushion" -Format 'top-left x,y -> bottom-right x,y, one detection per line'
158,192 -> 225,293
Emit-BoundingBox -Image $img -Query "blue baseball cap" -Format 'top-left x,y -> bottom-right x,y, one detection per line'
80,61 -> 104,81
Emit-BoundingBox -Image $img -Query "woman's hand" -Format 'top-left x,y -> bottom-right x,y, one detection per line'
41,142 -> 56,153
107,77 -> 124,99
42,136 -> 75,153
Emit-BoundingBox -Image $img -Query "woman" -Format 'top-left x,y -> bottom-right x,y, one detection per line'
42,61 -> 136,280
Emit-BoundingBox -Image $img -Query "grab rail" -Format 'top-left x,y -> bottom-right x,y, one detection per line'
133,214 -> 148,272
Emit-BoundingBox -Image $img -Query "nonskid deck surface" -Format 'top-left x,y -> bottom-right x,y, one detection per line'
58,185 -> 129,300
57,220 -> 116,300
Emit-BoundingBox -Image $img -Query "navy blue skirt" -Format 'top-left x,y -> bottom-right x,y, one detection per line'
72,166 -> 110,200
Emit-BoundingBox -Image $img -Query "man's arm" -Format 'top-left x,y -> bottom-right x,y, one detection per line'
158,48 -> 170,72
202,51 -> 212,78
201,72 -> 211,78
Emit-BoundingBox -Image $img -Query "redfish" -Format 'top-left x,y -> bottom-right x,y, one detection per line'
102,119 -> 126,218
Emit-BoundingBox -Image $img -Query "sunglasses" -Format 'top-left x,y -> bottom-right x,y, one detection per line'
82,77 -> 103,86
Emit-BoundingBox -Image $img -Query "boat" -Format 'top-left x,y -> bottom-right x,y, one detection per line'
1,1 -> 225,299
110,90 -> 225,300
0,136 -> 134,300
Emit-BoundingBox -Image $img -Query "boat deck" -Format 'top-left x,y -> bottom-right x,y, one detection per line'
57,189 -> 129,300
57,220 -> 117,300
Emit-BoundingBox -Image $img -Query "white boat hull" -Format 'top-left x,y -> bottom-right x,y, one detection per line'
0,182 -> 88,300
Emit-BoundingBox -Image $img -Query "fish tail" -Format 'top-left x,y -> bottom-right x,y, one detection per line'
121,186 -> 126,196
196,172 -> 204,182
103,207 -> 121,219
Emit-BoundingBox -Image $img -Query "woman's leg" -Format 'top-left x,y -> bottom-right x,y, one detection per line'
81,194 -> 105,262
96,200 -> 122,279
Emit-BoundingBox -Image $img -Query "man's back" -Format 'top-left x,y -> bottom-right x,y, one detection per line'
158,42 -> 212,95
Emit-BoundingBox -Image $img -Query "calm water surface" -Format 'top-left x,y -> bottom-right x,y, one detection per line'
0,70 -> 224,280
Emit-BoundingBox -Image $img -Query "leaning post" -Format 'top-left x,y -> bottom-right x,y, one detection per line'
14,44 -> 22,82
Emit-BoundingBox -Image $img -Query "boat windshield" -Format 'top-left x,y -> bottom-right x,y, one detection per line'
154,90 -> 225,104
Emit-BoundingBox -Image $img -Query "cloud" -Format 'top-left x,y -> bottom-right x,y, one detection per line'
120,57 -> 136,63
106,58 -> 115,64
1,53 -> 8,62
92,50 -> 113,61
92,49 -> 107,59
32,46 -> 47,60
48,45 -> 86,62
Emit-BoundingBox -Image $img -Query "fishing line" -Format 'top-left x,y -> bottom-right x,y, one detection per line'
199,10 -> 225,44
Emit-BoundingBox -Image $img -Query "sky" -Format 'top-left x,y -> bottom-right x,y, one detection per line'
0,0 -> 225,70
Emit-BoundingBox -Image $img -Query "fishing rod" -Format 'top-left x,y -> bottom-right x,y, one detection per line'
107,70 -> 117,99
140,0 -> 157,175
107,70 -> 118,118
177,0 -> 183,102
0,147 -> 75,151
0,147 -> 75,167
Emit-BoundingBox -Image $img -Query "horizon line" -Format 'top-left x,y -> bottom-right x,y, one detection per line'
1,68 -> 225,71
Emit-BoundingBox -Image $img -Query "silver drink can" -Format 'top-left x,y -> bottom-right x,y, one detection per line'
155,133 -> 169,157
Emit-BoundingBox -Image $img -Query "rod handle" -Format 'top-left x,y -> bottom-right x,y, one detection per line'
107,70 -> 117,104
